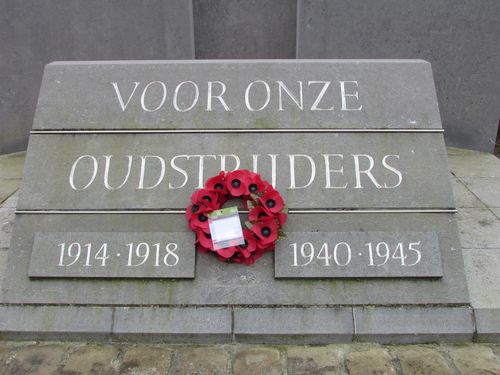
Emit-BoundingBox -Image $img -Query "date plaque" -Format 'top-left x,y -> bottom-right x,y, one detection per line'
29,232 -> 195,278
274,232 -> 443,278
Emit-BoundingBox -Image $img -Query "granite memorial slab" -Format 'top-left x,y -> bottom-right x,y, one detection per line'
2,213 -> 467,306
1,60 -> 471,343
32,60 -> 442,130
274,231 -> 442,278
29,232 -> 195,278
18,133 -> 453,210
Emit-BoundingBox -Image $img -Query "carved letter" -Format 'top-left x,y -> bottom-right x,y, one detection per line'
245,80 -> 271,111
169,155 -> 189,189
219,154 -> 241,172
192,155 -> 217,188
138,155 -> 166,189
111,82 -> 140,111
140,81 -> 167,112
268,154 -> 278,188
352,154 -> 381,189
207,81 -> 230,111
277,81 -> 303,111
173,81 -> 199,112
251,154 -> 261,173
289,154 -> 316,189
382,154 -> 403,188
323,154 -> 348,189
308,81 -> 334,111
103,155 -> 133,190
340,81 -> 362,111
69,155 -> 98,190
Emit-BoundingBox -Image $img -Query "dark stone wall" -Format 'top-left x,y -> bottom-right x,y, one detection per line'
1,0 -> 498,153
193,0 -> 297,59
0,0 -> 194,154
297,0 -> 500,152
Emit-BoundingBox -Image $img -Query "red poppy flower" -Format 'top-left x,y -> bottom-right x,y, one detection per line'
206,171 -> 228,195
244,248 -> 266,265
264,243 -> 275,252
226,170 -> 251,196
186,200 -> 213,221
191,188 -> 220,208
217,246 -> 237,259
189,210 -> 211,233
249,206 -> 272,222
237,229 -> 257,258
256,240 -> 275,252
260,188 -> 284,214
232,255 -> 244,264
276,212 -> 288,226
195,229 -> 214,250
251,218 -> 278,245
246,172 -> 269,195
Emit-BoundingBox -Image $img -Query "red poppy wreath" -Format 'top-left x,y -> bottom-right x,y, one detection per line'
186,170 -> 287,265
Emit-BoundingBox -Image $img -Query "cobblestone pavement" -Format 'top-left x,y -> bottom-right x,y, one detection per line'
1,342 -> 500,375
1,149 -> 500,374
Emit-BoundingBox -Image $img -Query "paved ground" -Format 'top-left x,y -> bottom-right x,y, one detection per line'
1,341 -> 500,374
0,148 -> 499,374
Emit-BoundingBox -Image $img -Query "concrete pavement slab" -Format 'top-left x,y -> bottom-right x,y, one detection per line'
1,192 -> 18,208
451,177 -> 486,208
0,250 -> 7,290
456,208 -> 500,248
460,177 -> 500,208
0,152 -> 25,179
448,153 -> 500,177
0,180 -> 20,204
0,207 -> 15,249
463,248 -> 500,308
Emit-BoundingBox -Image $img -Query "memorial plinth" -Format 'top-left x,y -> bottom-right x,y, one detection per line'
1,60 -> 472,343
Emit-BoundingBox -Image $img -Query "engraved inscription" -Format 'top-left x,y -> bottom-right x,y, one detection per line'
110,80 -> 363,113
275,232 -> 443,278
29,232 -> 195,278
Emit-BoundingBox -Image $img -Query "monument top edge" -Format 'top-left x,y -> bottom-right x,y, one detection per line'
46,59 -> 431,67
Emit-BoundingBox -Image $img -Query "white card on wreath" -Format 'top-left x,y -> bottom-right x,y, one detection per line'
208,206 -> 245,250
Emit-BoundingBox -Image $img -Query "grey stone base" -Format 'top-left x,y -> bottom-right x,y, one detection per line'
475,308 -> 500,343
0,304 -> 478,344
354,306 -> 474,344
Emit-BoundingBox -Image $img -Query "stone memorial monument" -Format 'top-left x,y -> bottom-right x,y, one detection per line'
0,60 -> 472,343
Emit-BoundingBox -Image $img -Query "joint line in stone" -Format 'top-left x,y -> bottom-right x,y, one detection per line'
15,208 -> 458,214
30,128 -> 445,134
